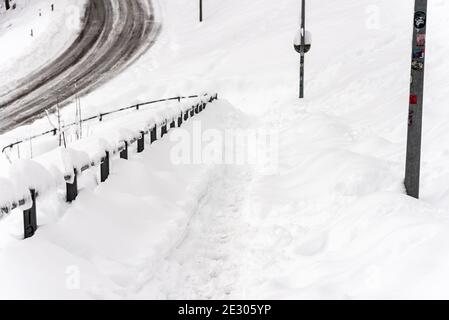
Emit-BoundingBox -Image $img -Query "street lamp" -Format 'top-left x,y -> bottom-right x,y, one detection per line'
405,0 -> 428,198
294,0 -> 311,99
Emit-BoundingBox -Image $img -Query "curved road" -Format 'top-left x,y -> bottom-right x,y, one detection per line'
0,0 -> 160,133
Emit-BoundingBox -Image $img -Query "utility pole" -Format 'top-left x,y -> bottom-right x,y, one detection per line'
199,0 -> 203,22
299,0 -> 305,99
405,0 -> 428,199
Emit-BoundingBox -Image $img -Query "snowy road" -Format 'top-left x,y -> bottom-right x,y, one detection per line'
0,0 -> 160,132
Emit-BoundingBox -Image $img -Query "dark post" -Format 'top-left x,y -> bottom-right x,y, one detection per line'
170,120 -> 176,129
178,114 -> 183,127
161,124 -> 168,137
405,0 -> 428,199
137,132 -> 145,153
5,0 -> 10,10
190,107 -> 195,117
184,111 -> 189,121
120,142 -> 128,160
23,190 -> 37,239
101,151 -> 110,182
66,169 -> 78,202
151,126 -> 157,143
199,0 -> 203,22
299,0 -> 306,99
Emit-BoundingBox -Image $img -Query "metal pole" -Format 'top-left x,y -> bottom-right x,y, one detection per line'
199,0 -> 203,22
299,0 -> 306,99
405,0 -> 428,199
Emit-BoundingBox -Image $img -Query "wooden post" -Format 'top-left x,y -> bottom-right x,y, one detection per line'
120,142 -> 128,160
101,151 -> 110,183
137,132 -> 145,153
405,0 -> 428,199
66,169 -> 78,202
23,189 -> 37,239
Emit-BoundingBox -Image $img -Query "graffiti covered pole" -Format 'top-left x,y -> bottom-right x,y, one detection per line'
299,0 -> 306,98
405,0 -> 428,198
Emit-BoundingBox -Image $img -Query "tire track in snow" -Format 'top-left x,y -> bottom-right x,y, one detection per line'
0,0 -> 160,133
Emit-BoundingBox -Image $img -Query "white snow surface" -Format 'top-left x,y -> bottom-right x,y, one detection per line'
0,0 -> 86,88
2,0 -> 449,299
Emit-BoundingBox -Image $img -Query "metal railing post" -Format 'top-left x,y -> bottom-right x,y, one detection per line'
23,189 -> 37,239
101,151 -> 110,182
151,126 -> 157,144
161,124 -> 168,137
66,169 -> 78,202
120,142 -> 128,160
137,132 -> 145,153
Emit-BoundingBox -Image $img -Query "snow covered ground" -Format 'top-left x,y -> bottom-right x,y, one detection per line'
0,0 -> 86,89
2,0 -> 449,299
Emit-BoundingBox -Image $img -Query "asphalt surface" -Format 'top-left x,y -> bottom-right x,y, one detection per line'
0,0 -> 160,133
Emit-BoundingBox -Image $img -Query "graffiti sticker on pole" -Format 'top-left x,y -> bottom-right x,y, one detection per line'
412,59 -> 424,71
417,34 -> 426,46
414,11 -> 426,29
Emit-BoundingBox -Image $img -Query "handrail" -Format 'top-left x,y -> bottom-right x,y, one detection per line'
1,94 -> 210,155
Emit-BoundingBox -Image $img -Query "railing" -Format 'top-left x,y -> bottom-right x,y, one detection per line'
0,93 -> 218,239
1,94 -> 211,155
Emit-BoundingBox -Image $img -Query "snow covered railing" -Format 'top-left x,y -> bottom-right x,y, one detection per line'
0,93 -> 218,239
1,94 -> 213,156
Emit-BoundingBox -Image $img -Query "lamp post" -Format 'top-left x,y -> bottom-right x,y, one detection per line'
299,0 -> 305,99
405,0 -> 428,199
294,0 -> 311,99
